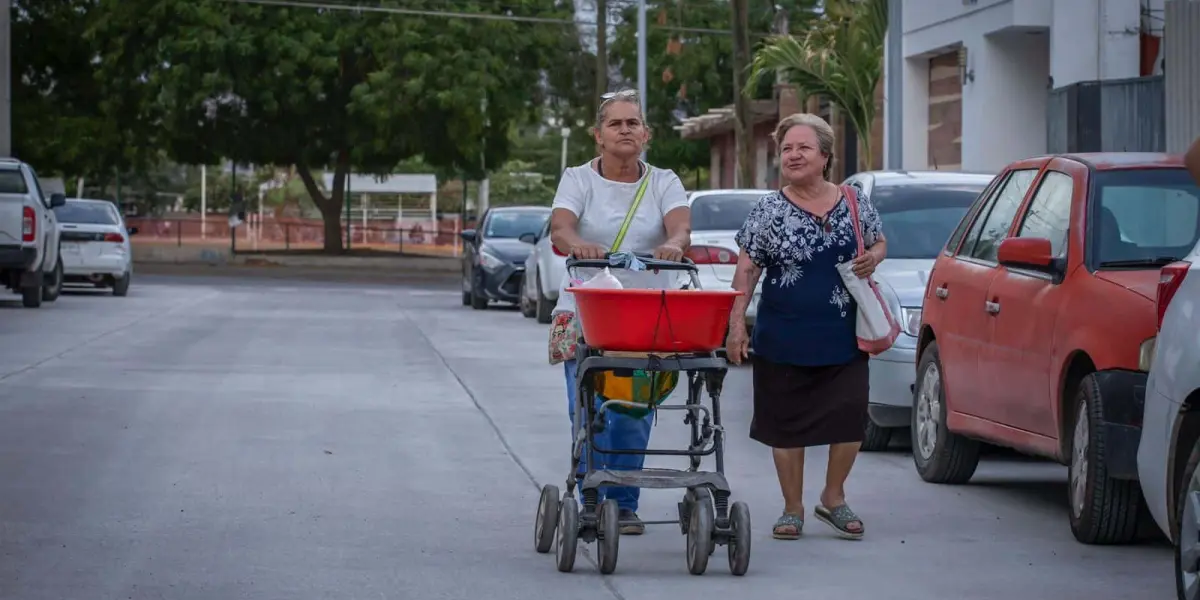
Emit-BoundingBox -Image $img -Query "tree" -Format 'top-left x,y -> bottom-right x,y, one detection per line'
88,0 -> 579,252
11,0 -> 158,181
746,0 -> 888,170
608,0 -> 820,177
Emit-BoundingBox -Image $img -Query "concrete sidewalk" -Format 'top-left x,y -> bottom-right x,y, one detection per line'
133,243 -> 460,284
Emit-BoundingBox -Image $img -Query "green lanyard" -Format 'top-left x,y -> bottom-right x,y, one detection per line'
610,172 -> 652,253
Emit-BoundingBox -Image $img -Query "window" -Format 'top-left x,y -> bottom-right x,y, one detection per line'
871,181 -> 990,259
484,210 -> 549,239
25,167 -> 45,202
0,169 -> 28,194
1093,168 -> 1200,266
690,193 -> 763,231
945,178 -> 995,254
54,201 -> 121,225
965,168 -> 1038,262
1016,171 -> 1073,257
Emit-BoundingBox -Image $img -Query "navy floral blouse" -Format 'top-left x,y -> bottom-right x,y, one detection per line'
734,182 -> 884,367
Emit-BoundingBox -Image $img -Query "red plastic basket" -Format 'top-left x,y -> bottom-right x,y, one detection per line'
567,287 -> 743,353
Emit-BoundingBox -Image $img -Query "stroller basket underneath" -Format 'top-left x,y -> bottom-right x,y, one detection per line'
568,288 -> 741,353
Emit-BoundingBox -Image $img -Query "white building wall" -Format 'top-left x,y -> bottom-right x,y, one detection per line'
894,0 -> 1145,172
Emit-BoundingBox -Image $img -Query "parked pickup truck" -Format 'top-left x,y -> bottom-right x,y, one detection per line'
0,158 -> 65,307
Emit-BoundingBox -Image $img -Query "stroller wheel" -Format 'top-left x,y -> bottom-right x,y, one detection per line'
597,499 -> 620,574
556,499 -> 580,572
686,495 -> 713,575
535,484 -> 561,554
727,501 -> 752,576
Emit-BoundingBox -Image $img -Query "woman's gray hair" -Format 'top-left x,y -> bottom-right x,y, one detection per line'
772,113 -> 836,180
595,89 -> 647,129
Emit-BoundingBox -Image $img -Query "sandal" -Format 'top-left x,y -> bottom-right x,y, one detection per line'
814,504 -> 864,540
772,512 -> 804,540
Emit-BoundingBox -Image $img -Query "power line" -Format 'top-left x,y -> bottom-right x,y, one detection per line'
217,0 -> 750,36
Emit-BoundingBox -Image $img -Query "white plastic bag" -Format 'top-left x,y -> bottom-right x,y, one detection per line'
579,267 -> 624,289
836,262 -> 900,355
838,183 -> 900,355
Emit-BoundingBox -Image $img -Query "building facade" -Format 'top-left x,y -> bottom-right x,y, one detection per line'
675,84 -> 885,190
887,0 -> 1170,173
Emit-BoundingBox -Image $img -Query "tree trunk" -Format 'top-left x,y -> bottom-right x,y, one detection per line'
295,154 -> 349,254
730,0 -> 754,188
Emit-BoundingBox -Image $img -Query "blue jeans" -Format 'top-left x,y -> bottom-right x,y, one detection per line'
564,359 -> 653,512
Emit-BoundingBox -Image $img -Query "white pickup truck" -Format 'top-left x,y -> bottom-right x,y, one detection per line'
0,158 -> 65,307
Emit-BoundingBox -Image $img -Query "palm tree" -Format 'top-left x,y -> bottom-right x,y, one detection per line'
746,0 -> 888,171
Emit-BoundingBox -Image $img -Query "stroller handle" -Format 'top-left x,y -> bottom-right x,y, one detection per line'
565,252 -> 699,273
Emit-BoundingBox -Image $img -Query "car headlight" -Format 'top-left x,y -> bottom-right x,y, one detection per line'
478,250 -> 505,271
1139,336 -> 1156,372
899,307 -> 922,337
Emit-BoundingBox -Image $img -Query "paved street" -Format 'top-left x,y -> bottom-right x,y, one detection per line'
0,274 -> 1174,600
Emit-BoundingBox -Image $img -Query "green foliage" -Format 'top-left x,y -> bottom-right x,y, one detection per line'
747,0 -> 888,169
10,0 -> 158,179
608,0 -> 820,175
87,0 -> 581,251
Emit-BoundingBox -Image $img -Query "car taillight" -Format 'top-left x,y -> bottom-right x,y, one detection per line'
22,206 -> 34,242
1157,261 -> 1191,330
685,245 -> 737,265
103,232 -> 125,243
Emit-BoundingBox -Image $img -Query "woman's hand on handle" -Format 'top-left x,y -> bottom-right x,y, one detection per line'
570,243 -> 609,260
653,243 -> 685,262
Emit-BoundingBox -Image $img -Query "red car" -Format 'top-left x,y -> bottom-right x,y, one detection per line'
913,152 -> 1200,545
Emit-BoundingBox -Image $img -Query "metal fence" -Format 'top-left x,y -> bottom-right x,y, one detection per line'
1166,0 -> 1200,154
127,216 -> 470,257
1047,75 -> 1166,154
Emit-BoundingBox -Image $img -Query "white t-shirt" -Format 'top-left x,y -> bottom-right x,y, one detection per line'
551,160 -> 691,315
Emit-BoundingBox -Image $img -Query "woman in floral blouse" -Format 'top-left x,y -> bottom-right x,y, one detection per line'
725,113 -> 886,542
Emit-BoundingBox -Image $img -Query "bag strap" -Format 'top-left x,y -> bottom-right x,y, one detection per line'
841,184 -> 865,255
610,167 -> 652,253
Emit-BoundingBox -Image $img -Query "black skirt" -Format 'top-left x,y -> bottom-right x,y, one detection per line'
749,352 -> 870,449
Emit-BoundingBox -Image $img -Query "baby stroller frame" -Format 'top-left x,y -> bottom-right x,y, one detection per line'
532,253 -> 752,577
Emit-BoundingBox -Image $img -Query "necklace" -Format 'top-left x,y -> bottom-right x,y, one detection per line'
597,158 -> 645,181
783,184 -> 836,233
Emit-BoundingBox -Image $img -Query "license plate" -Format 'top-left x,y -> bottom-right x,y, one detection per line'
63,243 -> 81,255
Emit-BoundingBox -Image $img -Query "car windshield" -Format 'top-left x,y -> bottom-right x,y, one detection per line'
691,193 -> 764,231
871,182 -> 988,259
0,169 -> 28,194
1093,168 -> 1200,267
485,211 -> 548,239
54,201 -> 120,225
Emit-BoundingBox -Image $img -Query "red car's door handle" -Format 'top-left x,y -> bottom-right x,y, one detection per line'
985,300 -> 1000,315
934,285 -> 949,299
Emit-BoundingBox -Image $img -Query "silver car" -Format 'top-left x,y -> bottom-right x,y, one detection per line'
845,170 -> 996,451
687,189 -> 771,330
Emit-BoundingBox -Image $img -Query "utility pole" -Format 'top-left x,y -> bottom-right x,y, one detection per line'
595,0 -> 608,112
730,0 -> 754,188
0,0 -> 11,158
885,0 -> 903,169
637,0 -> 647,161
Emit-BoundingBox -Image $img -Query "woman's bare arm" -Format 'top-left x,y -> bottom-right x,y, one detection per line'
550,208 -> 604,258
662,206 -> 692,251
729,251 -> 763,330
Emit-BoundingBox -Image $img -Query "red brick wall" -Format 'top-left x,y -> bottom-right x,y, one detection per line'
928,51 -> 963,170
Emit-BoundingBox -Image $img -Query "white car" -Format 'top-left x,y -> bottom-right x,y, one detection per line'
1138,237 -> 1200,599
686,189 -> 771,330
54,198 -> 136,296
840,170 -> 995,451
520,216 -> 566,324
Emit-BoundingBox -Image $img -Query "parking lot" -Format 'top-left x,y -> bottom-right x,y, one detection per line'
0,273 -> 1175,600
